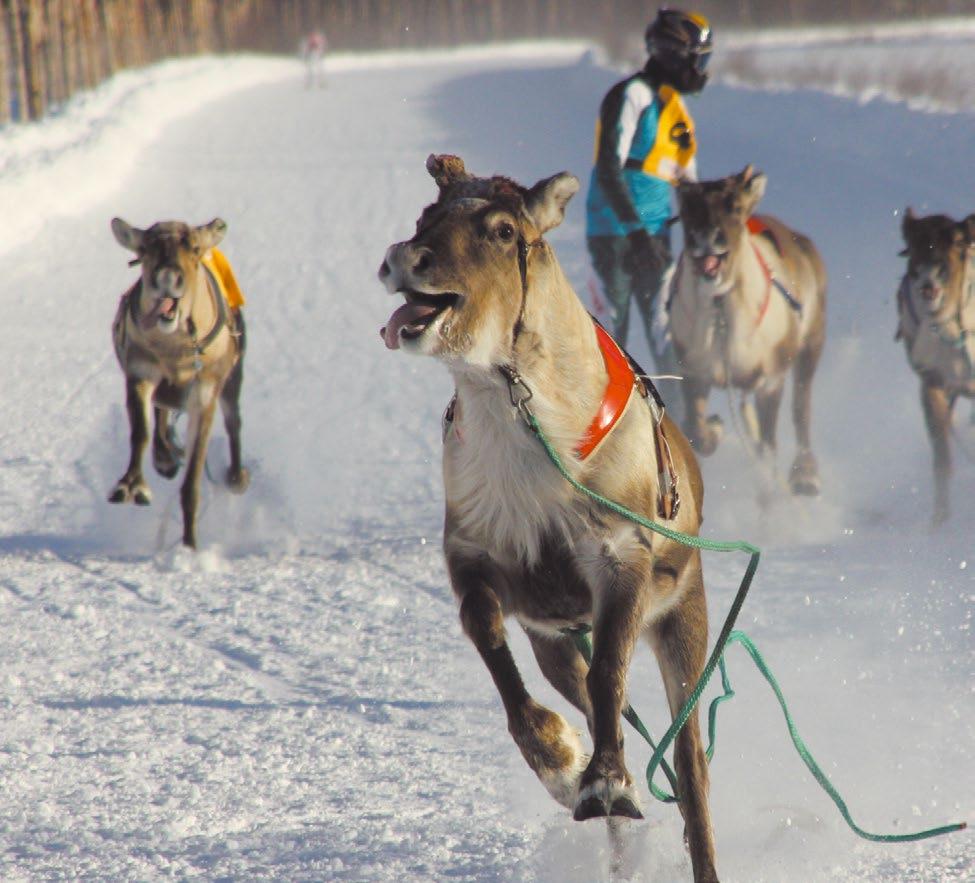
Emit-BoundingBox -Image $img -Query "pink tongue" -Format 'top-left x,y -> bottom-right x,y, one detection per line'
140,297 -> 176,330
381,302 -> 440,350
703,255 -> 721,276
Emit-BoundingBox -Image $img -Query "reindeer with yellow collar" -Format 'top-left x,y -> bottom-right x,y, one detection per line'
109,217 -> 249,549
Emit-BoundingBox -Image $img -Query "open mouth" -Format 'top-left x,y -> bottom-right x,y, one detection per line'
140,295 -> 179,331
693,252 -> 727,280
381,289 -> 460,350
919,283 -> 942,304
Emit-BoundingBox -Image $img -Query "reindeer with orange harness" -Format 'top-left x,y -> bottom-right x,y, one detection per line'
668,166 -> 827,495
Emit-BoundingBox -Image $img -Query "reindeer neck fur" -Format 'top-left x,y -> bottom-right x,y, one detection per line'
443,255 -> 607,566
129,263 -> 226,383
903,254 -> 975,390
674,233 -> 791,383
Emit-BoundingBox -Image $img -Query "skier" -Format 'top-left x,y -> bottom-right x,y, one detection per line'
301,30 -> 328,88
585,8 -> 713,402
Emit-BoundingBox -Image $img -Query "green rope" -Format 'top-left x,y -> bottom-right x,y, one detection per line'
528,412 -> 967,843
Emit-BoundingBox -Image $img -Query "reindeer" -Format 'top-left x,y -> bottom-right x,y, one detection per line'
669,166 -> 827,496
109,218 -> 249,548
896,208 -> 975,524
379,155 -> 720,882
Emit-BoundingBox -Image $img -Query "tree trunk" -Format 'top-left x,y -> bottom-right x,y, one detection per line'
0,1 -> 11,123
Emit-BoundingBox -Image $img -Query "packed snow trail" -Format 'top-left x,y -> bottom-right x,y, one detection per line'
0,45 -> 971,882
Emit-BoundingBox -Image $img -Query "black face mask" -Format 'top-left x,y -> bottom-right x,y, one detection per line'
645,50 -> 711,95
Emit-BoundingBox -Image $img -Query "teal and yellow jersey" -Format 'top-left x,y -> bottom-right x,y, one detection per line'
586,73 -> 697,237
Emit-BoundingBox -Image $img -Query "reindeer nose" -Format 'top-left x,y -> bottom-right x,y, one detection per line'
154,266 -> 184,294
378,259 -> 390,281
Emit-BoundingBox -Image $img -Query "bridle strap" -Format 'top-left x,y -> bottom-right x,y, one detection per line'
513,235 -> 542,348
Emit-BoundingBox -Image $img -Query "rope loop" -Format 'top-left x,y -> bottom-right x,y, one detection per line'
532,411 -> 966,844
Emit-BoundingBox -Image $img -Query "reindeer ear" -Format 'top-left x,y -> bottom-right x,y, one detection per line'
524,172 -> 579,233
193,218 -> 227,251
111,217 -> 144,252
960,213 -> 975,245
739,170 -> 767,215
901,206 -> 916,242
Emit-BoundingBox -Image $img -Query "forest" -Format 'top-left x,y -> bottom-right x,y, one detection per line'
0,0 -> 966,122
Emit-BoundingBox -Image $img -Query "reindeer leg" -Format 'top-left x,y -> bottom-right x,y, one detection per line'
789,342 -> 822,496
220,365 -> 249,493
221,311 -> 249,493
920,381 -> 953,524
180,385 -> 219,548
681,377 -> 722,457
649,556 -> 719,883
754,382 -> 785,505
526,629 -> 593,724
109,377 -> 154,505
449,556 -> 587,809
152,406 -> 182,479
528,630 -> 635,875
574,542 -> 655,822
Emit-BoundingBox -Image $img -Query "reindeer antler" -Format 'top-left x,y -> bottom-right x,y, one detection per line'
426,154 -> 470,189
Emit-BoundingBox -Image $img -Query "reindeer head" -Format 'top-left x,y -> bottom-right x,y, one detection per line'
112,218 -> 227,335
677,165 -> 767,288
900,208 -> 975,316
378,155 -> 578,366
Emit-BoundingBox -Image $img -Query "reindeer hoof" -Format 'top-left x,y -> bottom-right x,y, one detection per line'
697,416 -> 724,456
574,795 -> 609,821
109,481 -> 152,505
153,458 -> 179,480
789,450 -> 820,496
573,777 -> 642,822
226,466 -> 250,494
610,795 -> 644,819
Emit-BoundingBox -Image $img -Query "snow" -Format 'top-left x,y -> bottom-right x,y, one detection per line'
0,30 -> 972,883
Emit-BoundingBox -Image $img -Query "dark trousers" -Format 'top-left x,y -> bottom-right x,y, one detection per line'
587,232 -> 683,417
587,232 -> 672,362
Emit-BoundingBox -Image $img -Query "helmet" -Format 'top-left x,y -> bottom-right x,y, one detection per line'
644,8 -> 713,94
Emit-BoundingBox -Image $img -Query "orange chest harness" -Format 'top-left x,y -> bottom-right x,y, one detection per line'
443,232 -> 680,519
443,318 -> 680,520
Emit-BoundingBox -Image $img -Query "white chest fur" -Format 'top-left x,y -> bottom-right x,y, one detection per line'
443,379 -> 581,566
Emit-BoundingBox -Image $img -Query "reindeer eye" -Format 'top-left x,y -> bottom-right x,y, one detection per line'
496,221 -> 516,242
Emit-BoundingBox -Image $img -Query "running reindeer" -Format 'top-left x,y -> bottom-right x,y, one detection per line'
669,166 -> 827,495
896,208 -> 975,523
109,217 -> 249,548
379,155 -> 721,882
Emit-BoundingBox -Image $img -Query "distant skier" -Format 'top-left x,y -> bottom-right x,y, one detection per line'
302,30 -> 328,88
586,8 -> 713,392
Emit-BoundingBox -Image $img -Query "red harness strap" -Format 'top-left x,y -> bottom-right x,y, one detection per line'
575,323 -> 636,460
746,216 -> 776,329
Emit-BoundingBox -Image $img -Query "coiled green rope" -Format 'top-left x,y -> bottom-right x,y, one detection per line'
526,412 -> 967,843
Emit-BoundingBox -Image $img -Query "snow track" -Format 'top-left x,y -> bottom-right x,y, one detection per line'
0,39 -> 971,882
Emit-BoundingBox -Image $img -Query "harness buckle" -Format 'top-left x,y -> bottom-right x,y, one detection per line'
499,364 -> 535,425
